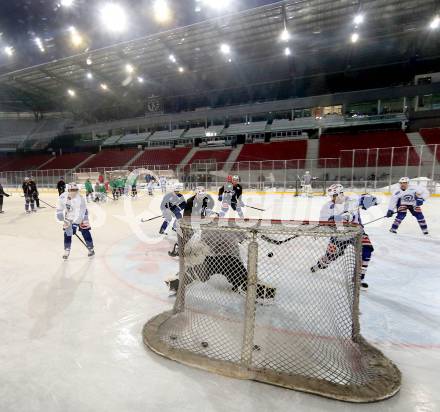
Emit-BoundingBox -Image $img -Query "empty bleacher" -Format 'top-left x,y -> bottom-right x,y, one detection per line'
188,148 -> 232,165
224,121 -> 268,135
184,125 -> 225,139
132,147 -> 191,168
319,130 -> 419,167
0,154 -> 53,172
118,133 -> 151,145
234,140 -> 308,169
102,135 -> 122,146
40,152 -> 92,170
419,128 -> 440,161
0,119 -> 37,137
80,149 -> 138,169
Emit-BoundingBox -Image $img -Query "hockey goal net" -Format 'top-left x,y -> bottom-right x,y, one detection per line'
143,218 -> 401,402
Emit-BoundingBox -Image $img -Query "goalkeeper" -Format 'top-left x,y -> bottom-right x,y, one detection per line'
310,184 -> 379,289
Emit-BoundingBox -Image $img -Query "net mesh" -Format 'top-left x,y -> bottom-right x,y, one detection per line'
143,218 -> 401,403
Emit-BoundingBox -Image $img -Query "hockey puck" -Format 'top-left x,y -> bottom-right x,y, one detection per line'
170,335 -> 178,341
201,341 -> 209,348
267,252 -> 273,258
253,345 -> 261,351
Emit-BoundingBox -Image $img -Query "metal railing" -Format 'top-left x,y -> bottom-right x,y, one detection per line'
1,143 -> 438,194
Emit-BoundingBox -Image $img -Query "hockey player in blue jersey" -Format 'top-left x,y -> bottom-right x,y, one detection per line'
159,183 -> 186,234
311,183 -> 379,289
386,177 -> 429,235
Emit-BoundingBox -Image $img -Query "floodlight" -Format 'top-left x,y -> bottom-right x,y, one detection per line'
220,43 -> 231,54
61,0 -> 74,7
354,14 -> 364,25
169,54 -> 176,63
86,57 -> 92,65
100,83 -> 108,90
125,63 -> 134,74
137,76 -> 144,83
100,3 -> 127,33
178,66 -> 184,73
280,28 -> 290,42
430,15 -> 440,30
351,32 -> 359,43
67,89 -> 76,97
4,46 -> 13,56
284,47 -> 291,56
86,72 -> 93,79
153,0 -> 171,23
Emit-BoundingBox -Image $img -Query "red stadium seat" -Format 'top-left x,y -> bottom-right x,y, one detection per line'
187,149 -> 232,164
132,147 -> 191,169
319,130 -> 419,167
0,154 -> 53,171
80,149 -> 138,168
419,128 -> 440,161
40,152 -> 92,170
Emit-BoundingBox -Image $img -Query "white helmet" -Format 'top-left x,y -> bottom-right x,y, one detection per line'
327,184 -> 344,197
195,186 -> 206,197
173,183 -> 183,192
232,175 -> 239,182
305,171 -> 310,175
67,182 -> 79,191
399,177 -> 410,184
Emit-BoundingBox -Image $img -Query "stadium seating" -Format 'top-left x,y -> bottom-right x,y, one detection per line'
224,121 -> 267,135
0,154 -> 53,171
0,120 -> 37,137
319,130 -> 419,167
40,152 -> 92,170
187,149 -> 232,164
419,128 -> 440,161
132,147 -> 191,168
233,140 -> 308,169
80,149 -> 138,169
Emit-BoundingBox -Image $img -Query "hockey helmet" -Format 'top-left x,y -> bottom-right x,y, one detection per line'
67,182 -> 79,191
399,177 -> 410,184
327,183 -> 344,197
226,175 -> 233,183
305,171 -> 310,175
195,186 -> 206,197
232,175 -> 240,182
24,176 -> 30,181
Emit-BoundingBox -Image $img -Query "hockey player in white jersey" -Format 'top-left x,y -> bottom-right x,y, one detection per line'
159,176 -> 167,194
301,171 -> 314,197
311,183 -> 379,289
387,177 -> 429,235
159,183 -> 186,234
56,183 -> 95,260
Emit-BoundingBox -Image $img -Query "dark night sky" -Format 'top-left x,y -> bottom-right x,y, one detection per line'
0,0 -> 276,70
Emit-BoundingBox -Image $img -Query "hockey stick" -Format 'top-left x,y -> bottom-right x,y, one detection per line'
141,215 -> 162,223
38,198 -> 56,209
363,212 -> 396,226
74,232 -> 89,249
261,234 -> 298,245
244,204 -> 265,212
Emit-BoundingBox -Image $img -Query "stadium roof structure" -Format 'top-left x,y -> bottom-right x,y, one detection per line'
0,0 -> 439,113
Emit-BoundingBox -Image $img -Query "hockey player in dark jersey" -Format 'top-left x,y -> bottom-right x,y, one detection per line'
218,175 -> 244,218
0,183 -> 10,214
22,177 -> 38,213
57,177 -> 66,196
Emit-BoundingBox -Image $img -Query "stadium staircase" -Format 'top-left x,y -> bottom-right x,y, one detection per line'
125,150 -> 144,167
74,153 -> 96,170
37,157 -> 56,169
222,145 -> 243,173
305,139 -> 319,162
179,147 -> 198,167
406,132 -> 434,164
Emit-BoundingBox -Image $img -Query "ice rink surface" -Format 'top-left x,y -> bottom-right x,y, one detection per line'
1,190 -> 439,412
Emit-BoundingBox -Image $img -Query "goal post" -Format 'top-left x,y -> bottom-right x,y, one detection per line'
143,218 -> 401,403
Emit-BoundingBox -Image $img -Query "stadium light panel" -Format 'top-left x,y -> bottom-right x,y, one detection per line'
125,63 -> 134,74
100,3 -> 127,33
4,46 -> 13,57
200,0 -> 232,10
100,83 -> 108,90
280,28 -> 290,42
353,14 -> 364,25
169,54 -> 176,63
351,32 -> 359,43
220,43 -> 231,54
69,28 -> 83,47
178,66 -> 184,73
61,0 -> 74,7
34,37 -> 45,52
86,57 -> 92,65
430,15 -> 440,30
67,89 -> 76,97
137,76 -> 144,83
284,47 -> 291,56
86,72 -> 93,79
153,0 -> 172,23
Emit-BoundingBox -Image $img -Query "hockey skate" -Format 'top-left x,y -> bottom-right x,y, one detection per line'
361,282 -> 369,289
389,228 -> 397,234
168,243 -> 179,257
310,261 -> 328,272
88,248 -> 95,258
233,282 -> 276,305
63,249 -> 70,260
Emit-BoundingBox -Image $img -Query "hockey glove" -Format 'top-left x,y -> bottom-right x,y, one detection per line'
416,197 -> 424,206
386,210 -> 394,218
56,211 -> 64,222
218,196 -> 223,202
341,212 -> 355,223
